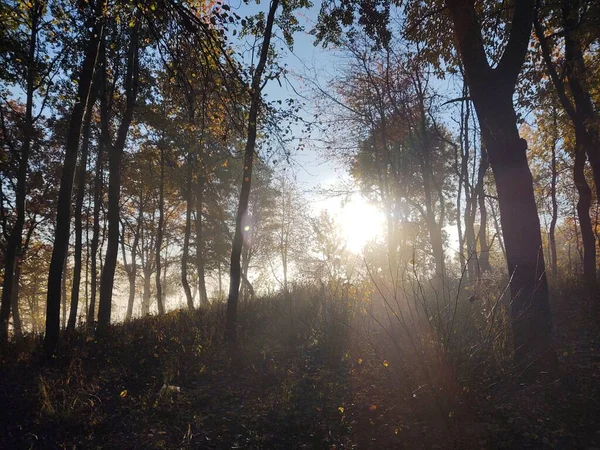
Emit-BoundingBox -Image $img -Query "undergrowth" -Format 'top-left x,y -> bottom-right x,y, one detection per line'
0,280 -> 599,449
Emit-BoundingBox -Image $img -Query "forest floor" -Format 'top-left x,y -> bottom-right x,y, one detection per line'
1,291 -> 600,449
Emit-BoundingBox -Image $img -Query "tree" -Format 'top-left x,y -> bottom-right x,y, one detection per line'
445,0 -> 556,372
0,0 -> 55,344
226,0 -> 281,350
316,0 -> 557,373
45,0 -> 106,353
96,13 -> 141,332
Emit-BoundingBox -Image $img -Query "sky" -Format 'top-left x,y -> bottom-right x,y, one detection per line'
224,0 -> 391,251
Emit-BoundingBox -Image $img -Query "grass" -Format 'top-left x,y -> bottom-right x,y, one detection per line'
1,283 -> 599,449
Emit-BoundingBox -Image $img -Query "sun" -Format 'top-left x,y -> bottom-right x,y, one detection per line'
335,194 -> 386,253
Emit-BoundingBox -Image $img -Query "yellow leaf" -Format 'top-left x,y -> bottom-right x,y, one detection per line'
357,358 -> 363,365
338,406 -> 344,414
382,360 -> 389,367
120,390 -> 128,398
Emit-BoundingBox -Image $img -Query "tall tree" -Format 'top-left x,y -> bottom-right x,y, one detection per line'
67,78 -> 99,331
0,0 -> 48,344
45,0 -> 105,353
226,0 -> 280,349
97,14 -> 141,332
445,0 -> 556,373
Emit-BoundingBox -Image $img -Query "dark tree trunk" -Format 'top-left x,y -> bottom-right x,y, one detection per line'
123,192 -> 142,322
142,268 -> 152,315
62,254 -> 68,330
88,142 -> 104,326
97,20 -> 140,332
182,159 -> 194,309
549,109 -> 559,278
155,145 -> 166,315
45,5 -> 104,354
573,140 -> 596,289
0,7 -> 39,344
226,0 -> 279,349
475,148 -> 492,274
448,0 -> 557,374
535,7 -> 597,289
195,176 -> 208,307
10,258 -> 23,340
561,0 -> 600,203
68,82 -> 98,331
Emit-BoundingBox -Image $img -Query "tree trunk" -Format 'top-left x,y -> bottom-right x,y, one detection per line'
549,110 -> 559,278
195,176 -> 208,307
45,4 -> 104,354
0,7 -> 39,344
535,8 -> 597,288
68,82 -> 98,331
142,268 -> 152,315
97,20 -> 140,332
10,259 -> 23,340
155,145 -> 166,315
88,143 -> 104,326
448,0 -> 556,374
61,253 -> 68,331
123,192 -> 142,322
475,148 -> 492,274
226,0 -> 279,349
182,159 -> 194,309
562,0 -> 600,203
478,95 -> 555,372
573,139 -> 596,289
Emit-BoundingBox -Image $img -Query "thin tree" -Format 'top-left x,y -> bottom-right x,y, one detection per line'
97,16 -> 141,332
226,0 -> 280,349
45,0 -> 105,353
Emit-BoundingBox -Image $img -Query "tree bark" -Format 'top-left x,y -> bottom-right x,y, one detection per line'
226,0 -> 280,349
447,0 -> 557,374
155,144 -> 166,315
534,7 -> 597,289
475,148 -> 492,274
45,4 -> 104,354
87,139 -> 104,326
549,109 -> 559,278
68,81 -> 99,331
182,157 -> 194,309
573,139 -> 596,289
10,256 -> 23,340
123,191 -> 142,322
195,176 -> 208,307
97,20 -> 140,332
0,5 -> 39,344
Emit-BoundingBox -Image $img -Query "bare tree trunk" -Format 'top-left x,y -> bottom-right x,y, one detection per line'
68,82 -> 98,331
10,259 -> 23,340
123,191 -> 142,322
155,145 -> 166,315
573,141 -> 596,289
182,157 -> 194,309
226,0 -> 279,349
475,148 -> 492,274
97,20 -> 140,332
535,8 -> 597,290
0,6 -> 39,344
45,3 -> 105,354
549,109 -> 559,278
142,268 -> 152,315
195,176 -> 208,306
61,253 -> 68,330
88,144 -> 103,326
448,0 -> 556,374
